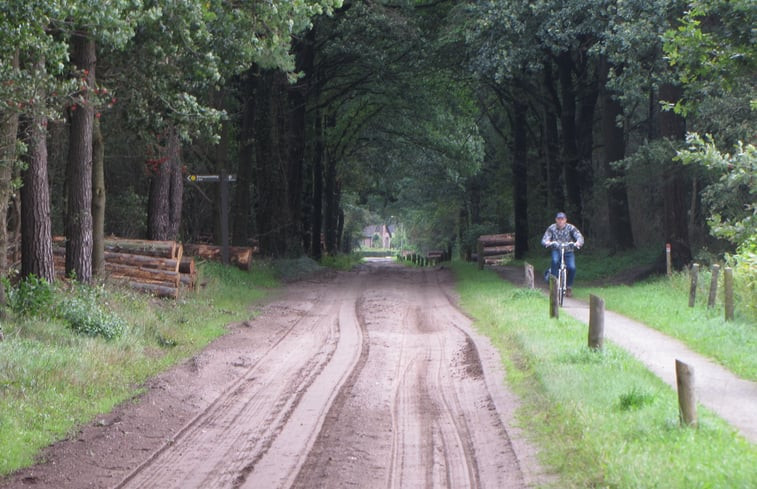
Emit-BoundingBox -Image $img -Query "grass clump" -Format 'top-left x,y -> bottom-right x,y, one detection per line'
451,260 -> 757,489
320,253 -> 364,270
0,262 -> 277,476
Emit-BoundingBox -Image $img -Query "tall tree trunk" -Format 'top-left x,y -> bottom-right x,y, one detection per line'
543,62 -> 564,213
65,34 -> 96,283
658,82 -> 691,268
576,63 -> 598,234
599,57 -> 634,250
233,68 -> 257,246
310,111 -> 324,260
255,71 -> 290,256
92,116 -> 105,275
557,51 -> 582,223
512,96 -> 529,259
324,155 -> 337,255
21,58 -> 54,282
0,51 -> 20,309
147,129 -> 182,240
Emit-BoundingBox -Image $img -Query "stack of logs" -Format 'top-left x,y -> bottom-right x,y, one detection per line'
53,237 -> 197,299
475,233 -> 515,266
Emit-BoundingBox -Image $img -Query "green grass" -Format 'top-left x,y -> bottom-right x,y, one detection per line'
452,261 -> 757,489
578,273 -> 757,381
0,262 -> 277,475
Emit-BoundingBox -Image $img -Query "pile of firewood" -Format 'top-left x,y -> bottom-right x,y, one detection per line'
475,233 -> 515,265
53,237 -> 197,299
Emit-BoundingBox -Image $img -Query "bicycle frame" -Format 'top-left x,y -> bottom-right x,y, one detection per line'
554,242 -> 574,307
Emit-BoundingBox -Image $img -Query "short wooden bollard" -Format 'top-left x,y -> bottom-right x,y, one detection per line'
549,275 -> 559,318
675,359 -> 697,428
688,263 -> 699,307
724,267 -> 734,321
588,295 -> 605,350
524,262 -> 534,289
707,264 -> 720,309
666,243 -> 672,276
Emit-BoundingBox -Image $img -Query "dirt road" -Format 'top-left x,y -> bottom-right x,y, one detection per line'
0,259 -> 541,489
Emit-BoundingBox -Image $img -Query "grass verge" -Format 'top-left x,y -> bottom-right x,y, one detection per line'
0,262 -> 277,476
451,260 -> 757,489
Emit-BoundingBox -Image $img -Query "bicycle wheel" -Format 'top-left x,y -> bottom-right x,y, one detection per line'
558,268 -> 567,306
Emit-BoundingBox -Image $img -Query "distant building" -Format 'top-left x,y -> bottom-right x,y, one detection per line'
361,224 -> 393,249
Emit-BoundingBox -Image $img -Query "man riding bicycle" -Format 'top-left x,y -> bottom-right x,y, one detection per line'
541,212 -> 584,297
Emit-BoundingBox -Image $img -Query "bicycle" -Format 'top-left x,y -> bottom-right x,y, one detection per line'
547,241 -> 577,307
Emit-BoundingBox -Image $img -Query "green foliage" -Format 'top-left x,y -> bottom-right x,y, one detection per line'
676,134 -> 756,248
4,275 -> 55,317
58,286 -> 126,340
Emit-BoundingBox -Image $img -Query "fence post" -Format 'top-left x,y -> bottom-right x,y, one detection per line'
724,267 -> 734,321
549,276 -> 559,318
707,264 -> 720,309
675,359 -> 697,428
666,243 -> 672,276
588,295 -> 605,350
524,262 -> 534,289
688,263 -> 699,307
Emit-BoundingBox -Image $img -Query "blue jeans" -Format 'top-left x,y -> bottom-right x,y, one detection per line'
550,249 -> 576,287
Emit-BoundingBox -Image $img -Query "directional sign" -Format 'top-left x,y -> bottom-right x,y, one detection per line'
187,174 -> 237,183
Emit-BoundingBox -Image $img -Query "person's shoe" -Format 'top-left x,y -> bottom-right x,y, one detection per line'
566,288 -> 573,297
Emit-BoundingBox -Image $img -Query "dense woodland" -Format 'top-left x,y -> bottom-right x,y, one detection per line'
0,0 -> 754,290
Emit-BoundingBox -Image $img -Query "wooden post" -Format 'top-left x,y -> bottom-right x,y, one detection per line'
588,295 -> 605,350
675,359 -> 697,427
707,264 -> 720,309
666,243 -> 672,276
549,275 -> 559,318
688,263 -> 699,307
220,169 -> 230,265
477,239 -> 484,270
724,267 -> 734,321
524,262 -> 534,289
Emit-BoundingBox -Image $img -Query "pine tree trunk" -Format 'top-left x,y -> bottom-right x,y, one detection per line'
21,62 -> 55,282
658,82 -> 692,268
543,62 -> 564,213
92,116 -> 105,275
310,111 -> 324,260
599,57 -> 634,250
65,34 -> 96,283
512,96 -> 529,259
558,51 -> 582,223
0,51 -> 20,309
233,68 -> 257,246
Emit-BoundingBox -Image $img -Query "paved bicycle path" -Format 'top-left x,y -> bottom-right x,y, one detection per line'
493,266 -> 757,444
562,296 -> 757,443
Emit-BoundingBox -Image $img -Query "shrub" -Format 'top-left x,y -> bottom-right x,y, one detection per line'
4,275 -> 55,317
58,286 -> 125,340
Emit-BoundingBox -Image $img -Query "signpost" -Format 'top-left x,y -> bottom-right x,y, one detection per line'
186,172 -> 236,264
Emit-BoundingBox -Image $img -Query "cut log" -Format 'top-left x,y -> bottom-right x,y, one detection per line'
183,243 -> 253,270
127,281 -> 178,299
104,262 -> 180,287
477,233 -> 515,246
103,251 -> 180,273
54,236 -> 180,259
482,245 -> 514,256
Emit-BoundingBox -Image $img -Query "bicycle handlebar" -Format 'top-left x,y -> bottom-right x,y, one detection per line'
545,241 -> 579,250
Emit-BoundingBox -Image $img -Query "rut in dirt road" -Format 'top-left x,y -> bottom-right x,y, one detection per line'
0,261 -> 534,489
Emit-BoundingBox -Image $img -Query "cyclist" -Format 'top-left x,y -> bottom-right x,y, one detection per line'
541,212 -> 584,297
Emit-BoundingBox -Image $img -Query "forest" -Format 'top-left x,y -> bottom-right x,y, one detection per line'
0,0 -> 754,289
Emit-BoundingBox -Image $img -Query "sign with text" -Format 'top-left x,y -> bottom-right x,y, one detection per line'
187,174 -> 237,183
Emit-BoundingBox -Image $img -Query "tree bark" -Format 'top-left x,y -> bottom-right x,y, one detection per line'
658,82 -> 691,268
0,50 -> 20,308
512,95 -> 529,259
147,129 -> 182,241
92,116 -> 105,275
310,110 -> 324,260
65,34 -> 96,283
557,51 -> 582,223
542,61 -> 564,213
599,57 -> 634,250
21,67 -> 55,282
233,67 -> 257,247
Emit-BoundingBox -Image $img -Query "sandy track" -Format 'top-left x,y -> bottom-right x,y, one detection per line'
0,260 -> 536,489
